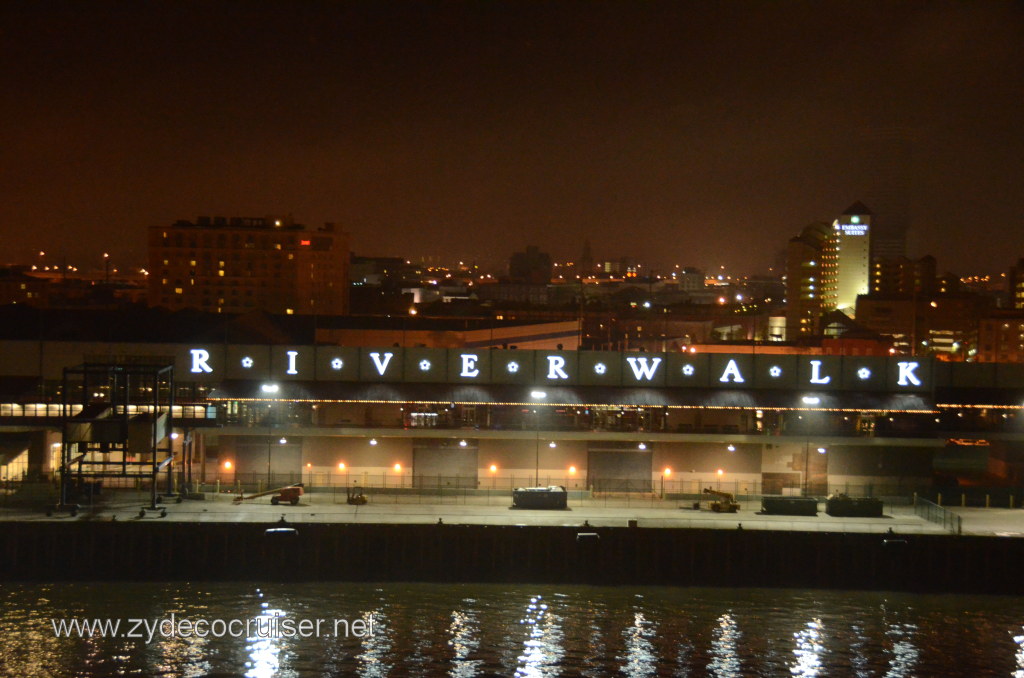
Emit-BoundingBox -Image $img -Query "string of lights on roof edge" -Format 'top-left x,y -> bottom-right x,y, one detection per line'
204,395 -> 941,414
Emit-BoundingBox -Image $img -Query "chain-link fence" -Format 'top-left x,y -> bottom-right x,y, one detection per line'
913,495 -> 963,534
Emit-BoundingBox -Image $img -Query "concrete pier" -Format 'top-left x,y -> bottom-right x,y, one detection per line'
0,493 -> 1019,594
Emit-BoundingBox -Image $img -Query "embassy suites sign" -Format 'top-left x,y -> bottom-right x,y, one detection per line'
182,346 -> 933,393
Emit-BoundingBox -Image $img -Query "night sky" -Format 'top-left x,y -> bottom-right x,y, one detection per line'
2,1 -> 1021,275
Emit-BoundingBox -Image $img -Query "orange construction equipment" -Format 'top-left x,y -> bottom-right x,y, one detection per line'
233,482 -> 304,506
702,487 -> 740,513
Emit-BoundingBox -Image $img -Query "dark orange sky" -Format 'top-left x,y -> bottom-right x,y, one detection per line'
1,0 -> 1022,275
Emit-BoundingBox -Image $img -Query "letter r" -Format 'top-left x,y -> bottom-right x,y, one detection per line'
190,349 -> 213,374
547,356 -> 569,380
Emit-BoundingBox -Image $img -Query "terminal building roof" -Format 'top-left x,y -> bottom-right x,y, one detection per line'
0,306 -> 565,344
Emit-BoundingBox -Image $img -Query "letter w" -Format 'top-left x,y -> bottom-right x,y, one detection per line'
625,357 -> 662,381
51,618 -> 121,638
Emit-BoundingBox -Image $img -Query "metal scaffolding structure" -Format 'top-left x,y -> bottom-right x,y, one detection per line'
55,362 -> 174,516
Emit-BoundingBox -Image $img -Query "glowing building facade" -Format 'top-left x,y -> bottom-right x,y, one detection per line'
821,202 -> 871,318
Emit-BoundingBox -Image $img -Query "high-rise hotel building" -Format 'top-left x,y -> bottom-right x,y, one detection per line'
820,202 -> 871,318
147,216 -> 350,315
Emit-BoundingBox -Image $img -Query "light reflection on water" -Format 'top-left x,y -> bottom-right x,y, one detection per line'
790,618 -> 825,677
1013,627 -> 1024,678
514,595 -> 563,677
151,588 -> 211,678
244,601 -> 287,678
885,621 -> 919,677
0,583 -> 1021,676
848,623 -> 871,678
447,602 -> 480,678
619,603 -> 657,677
357,606 -> 391,677
707,612 -> 741,677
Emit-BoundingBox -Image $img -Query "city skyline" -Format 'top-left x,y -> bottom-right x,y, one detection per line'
3,1 -> 1022,274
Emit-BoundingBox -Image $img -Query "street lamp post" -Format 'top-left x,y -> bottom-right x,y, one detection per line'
534,408 -> 540,486
266,436 -> 273,488
803,440 -> 811,496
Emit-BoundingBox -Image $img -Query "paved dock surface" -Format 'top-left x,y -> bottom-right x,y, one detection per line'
6,489 -> 1020,535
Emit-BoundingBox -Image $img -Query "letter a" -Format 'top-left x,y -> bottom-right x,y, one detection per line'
626,357 -> 662,381
719,359 -> 745,383
808,360 -> 831,384
190,349 -> 213,374
369,352 -> 393,376
897,361 -> 922,386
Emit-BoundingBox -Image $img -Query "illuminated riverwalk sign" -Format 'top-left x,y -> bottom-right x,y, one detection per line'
182,346 -> 934,393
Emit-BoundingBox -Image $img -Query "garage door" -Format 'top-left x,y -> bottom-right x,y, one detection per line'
413,440 -> 478,489
588,447 -> 652,492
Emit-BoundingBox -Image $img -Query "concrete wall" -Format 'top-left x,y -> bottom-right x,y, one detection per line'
300,435 -> 412,476
203,433 -> 939,494
8,523 -> 1024,594
761,443 -> 805,475
647,441 -> 760,490
829,445 -> 933,477
478,438 -> 588,488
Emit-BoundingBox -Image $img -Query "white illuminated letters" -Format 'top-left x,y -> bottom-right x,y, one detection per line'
719,359 -> 745,383
546,355 -> 569,380
183,347 -> 932,395
368,352 -> 394,376
189,349 -> 213,374
460,354 -> 480,378
625,356 -> 662,381
897,361 -> 922,387
808,360 -> 831,385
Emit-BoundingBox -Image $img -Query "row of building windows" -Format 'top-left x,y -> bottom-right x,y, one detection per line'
159,234 -> 306,249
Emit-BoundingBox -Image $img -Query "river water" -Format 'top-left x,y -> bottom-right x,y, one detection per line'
0,582 -> 1021,677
